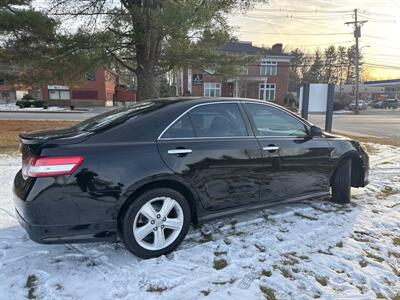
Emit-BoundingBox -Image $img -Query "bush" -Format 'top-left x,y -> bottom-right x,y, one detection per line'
16,100 -> 31,108
43,103 -> 48,109
21,94 -> 35,101
31,100 -> 45,108
333,101 -> 345,111
70,105 -> 75,110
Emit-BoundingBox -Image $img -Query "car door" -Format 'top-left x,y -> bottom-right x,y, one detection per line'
157,102 -> 264,210
243,102 -> 332,202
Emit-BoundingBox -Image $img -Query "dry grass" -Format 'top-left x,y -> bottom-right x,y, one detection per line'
0,120 -> 77,154
333,132 -> 400,147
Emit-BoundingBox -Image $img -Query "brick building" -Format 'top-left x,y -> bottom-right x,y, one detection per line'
41,68 -> 136,107
177,41 -> 292,105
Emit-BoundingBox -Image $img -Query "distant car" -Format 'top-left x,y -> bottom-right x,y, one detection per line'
382,99 -> 399,109
370,100 -> 384,108
13,98 -> 369,258
349,100 -> 367,110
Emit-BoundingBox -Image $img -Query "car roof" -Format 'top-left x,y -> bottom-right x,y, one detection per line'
152,96 -> 283,109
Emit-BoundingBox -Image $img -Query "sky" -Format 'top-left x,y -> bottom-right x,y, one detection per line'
228,0 -> 400,79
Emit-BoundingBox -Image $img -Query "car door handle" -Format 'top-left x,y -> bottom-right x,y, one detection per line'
168,149 -> 193,155
263,146 -> 280,152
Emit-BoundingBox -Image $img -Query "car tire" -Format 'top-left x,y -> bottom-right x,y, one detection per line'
331,159 -> 352,204
121,188 -> 191,259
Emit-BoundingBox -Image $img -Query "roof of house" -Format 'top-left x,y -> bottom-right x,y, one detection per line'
221,41 -> 290,57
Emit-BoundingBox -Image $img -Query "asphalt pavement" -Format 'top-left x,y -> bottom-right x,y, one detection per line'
308,109 -> 400,141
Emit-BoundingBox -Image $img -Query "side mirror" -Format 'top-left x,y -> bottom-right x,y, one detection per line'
310,125 -> 322,136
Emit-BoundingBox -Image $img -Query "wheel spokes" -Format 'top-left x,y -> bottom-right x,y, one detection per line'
134,223 -> 153,241
164,218 -> 183,231
140,202 -> 157,220
158,198 -> 176,219
154,228 -> 166,248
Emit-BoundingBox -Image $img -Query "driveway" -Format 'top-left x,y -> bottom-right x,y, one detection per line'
309,109 -> 400,142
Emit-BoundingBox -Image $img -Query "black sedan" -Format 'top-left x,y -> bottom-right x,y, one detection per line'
13,98 -> 369,258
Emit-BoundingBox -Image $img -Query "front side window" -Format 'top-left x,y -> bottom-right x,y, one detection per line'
259,83 -> 276,101
245,103 -> 308,137
260,61 -> 278,76
204,83 -> 221,97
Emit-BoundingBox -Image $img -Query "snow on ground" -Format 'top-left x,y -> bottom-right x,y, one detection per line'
0,144 -> 400,300
0,103 -> 74,112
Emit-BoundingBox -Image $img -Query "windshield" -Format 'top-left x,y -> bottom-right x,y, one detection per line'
74,101 -> 164,132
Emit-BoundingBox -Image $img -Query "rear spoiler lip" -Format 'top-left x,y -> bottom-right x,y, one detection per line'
20,131 -> 91,145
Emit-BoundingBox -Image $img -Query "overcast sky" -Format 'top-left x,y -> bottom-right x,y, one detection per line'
229,0 -> 400,79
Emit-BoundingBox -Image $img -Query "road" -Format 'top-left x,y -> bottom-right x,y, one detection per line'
309,109 -> 400,141
0,110 -> 105,121
0,107 -> 398,141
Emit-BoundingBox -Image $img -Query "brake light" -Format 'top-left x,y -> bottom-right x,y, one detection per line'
22,156 -> 84,178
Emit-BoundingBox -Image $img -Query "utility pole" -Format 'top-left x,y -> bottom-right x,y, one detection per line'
345,9 -> 367,114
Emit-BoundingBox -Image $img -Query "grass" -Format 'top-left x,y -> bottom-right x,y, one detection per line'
260,269 -> 272,277
259,285 -> 276,300
365,251 -> 385,263
393,237 -> 400,247
254,243 -> 266,252
0,120 -> 77,154
377,186 -> 398,200
146,285 -> 167,293
294,212 -> 318,221
200,290 -> 210,296
335,241 -> 344,248
25,274 -> 38,299
214,251 -> 227,257
337,133 -> 400,147
213,258 -> 228,270
315,276 -> 328,286
359,259 -> 368,268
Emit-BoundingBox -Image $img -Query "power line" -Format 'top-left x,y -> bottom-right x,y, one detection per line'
237,30 -> 350,36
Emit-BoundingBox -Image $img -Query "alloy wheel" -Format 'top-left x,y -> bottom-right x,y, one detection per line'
133,197 -> 184,251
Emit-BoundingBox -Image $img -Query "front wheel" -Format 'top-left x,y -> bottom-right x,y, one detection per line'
121,188 -> 191,258
331,159 -> 352,204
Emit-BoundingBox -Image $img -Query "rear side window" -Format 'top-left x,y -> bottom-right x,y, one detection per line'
189,103 -> 248,137
161,103 -> 249,139
245,103 -> 308,137
162,114 -> 195,138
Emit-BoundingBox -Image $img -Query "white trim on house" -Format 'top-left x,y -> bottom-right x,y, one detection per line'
259,83 -> 276,101
204,82 -> 221,97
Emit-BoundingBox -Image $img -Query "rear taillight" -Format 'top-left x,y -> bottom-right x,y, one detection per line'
22,156 -> 84,178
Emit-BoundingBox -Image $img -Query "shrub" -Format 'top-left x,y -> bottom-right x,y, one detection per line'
333,101 -> 345,111
21,94 -> 35,100
43,103 -> 48,109
16,100 -> 31,108
31,100 -> 45,108
70,105 -> 75,110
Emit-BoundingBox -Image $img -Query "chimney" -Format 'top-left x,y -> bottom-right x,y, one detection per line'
271,43 -> 283,54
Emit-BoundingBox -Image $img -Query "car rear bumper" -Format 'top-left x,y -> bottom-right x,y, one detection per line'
15,208 -> 118,244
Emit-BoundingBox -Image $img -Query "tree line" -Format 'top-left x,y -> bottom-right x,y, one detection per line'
288,45 -> 362,92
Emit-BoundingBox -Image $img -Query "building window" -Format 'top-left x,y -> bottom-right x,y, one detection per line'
259,83 -> 276,101
260,61 -> 278,76
1,92 -> 11,102
49,90 -> 70,100
204,83 -> 221,97
86,71 -> 96,81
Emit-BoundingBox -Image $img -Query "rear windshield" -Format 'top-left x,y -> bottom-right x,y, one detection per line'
74,101 -> 164,132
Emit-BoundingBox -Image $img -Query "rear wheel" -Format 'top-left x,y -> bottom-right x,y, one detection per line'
331,159 -> 352,204
121,188 -> 191,258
